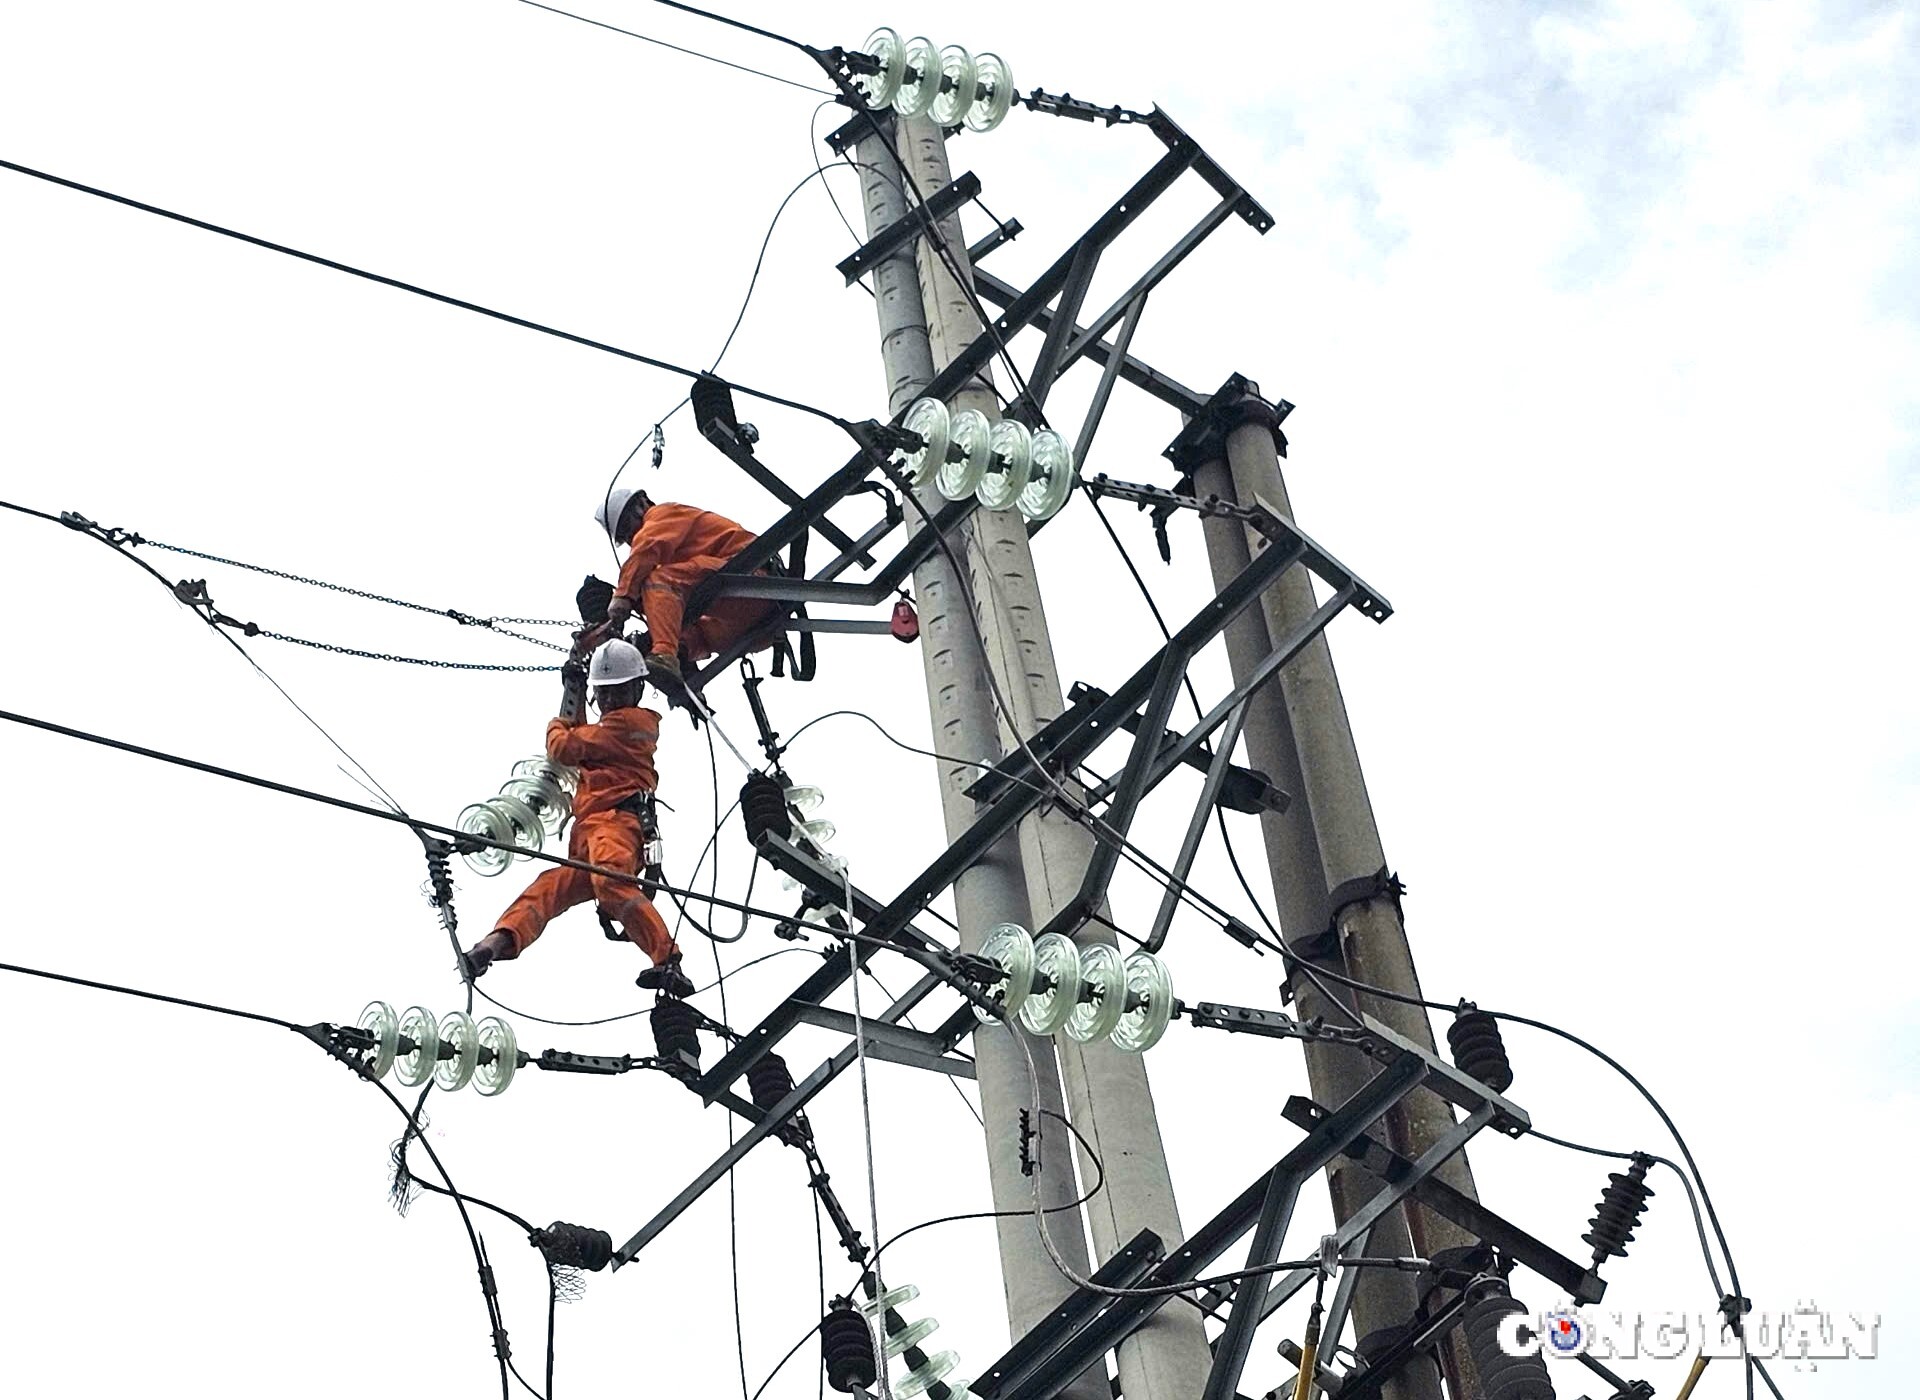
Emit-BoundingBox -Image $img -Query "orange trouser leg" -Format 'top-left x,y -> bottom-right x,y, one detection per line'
684,594 -> 779,660
492,860 -> 593,956
580,815 -> 677,966
639,559 -> 717,658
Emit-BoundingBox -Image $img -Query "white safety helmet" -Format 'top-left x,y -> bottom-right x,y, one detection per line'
588,639 -> 648,687
595,486 -> 645,543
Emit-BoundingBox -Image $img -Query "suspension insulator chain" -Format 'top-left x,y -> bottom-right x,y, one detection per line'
1447,1004 -> 1514,1093
1584,1152 -> 1655,1267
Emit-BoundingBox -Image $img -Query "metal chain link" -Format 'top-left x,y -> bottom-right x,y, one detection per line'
259,630 -> 565,672
137,538 -> 577,642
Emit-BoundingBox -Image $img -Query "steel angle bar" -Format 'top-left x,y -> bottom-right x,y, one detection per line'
995,1052 -> 1427,1400
694,851 -> 952,1103
1145,697 -> 1250,952
1074,291 -> 1146,475
1320,1219 -> 1376,1368
793,1002 -> 978,1078
1255,1103 -> 1499,1324
1024,239 -> 1104,412
1200,1053 -> 1430,1400
612,1056 -> 837,1267
840,171 -> 982,285
970,1231 -> 1165,1400
782,618 -> 896,634
1283,1109 -> 1603,1304
1059,195 -> 1238,379
964,507 -> 1307,809
1110,578 -> 1334,799
975,267 -> 1208,417
966,219 -> 1023,266
1142,106 -> 1274,231
1352,1011 -> 1531,1137
1060,630 -> 1206,923
615,973 -> 954,1267
937,145 -> 1196,410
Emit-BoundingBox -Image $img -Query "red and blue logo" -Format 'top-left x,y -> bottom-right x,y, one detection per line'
1542,1309 -> 1589,1357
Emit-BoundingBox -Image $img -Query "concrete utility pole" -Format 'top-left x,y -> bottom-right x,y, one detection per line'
892,115 -> 1213,1400
1182,408 -> 1442,1400
854,121 -> 1105,1400
1186,384 -> 1485,1397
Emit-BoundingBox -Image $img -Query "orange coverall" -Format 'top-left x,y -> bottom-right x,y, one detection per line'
614,502 -> 777,661
490,706 -> 676,967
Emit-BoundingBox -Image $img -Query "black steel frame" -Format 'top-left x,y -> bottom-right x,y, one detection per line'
958,1011 -> 1588,1400
612,505 -> 1389,1268
674,105 -> 1272,681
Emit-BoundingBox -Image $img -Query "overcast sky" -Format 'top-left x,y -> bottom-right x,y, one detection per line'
1,2 -> 1914,1397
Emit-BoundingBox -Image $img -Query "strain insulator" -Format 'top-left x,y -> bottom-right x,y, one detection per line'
650,998 -> 700,1070
747,1051 -> 812,1145
821,1299 -> 878,1393
531,1222 -> 612,1272
747,1052 -> 795,1112
1448,1005 -> 1513,1093
1460,1293 -> 1557,1400
741,773 -> 792,845
1584,1153 -> 1655,1266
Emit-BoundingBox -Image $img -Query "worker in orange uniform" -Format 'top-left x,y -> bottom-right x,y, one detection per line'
461,638 -> 695,998
591,486 -> 778,683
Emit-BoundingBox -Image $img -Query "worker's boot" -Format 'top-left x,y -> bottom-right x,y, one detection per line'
636,953 -> 695,999
646,651 -> 682,685
461,930 -> 516,981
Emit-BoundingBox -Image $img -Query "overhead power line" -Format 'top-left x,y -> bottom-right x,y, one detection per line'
0,705 -> 839,933
0,157 -> 859,432
517,0 -> 836,95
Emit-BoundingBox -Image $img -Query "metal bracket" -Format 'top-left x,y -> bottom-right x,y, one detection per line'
839,171 -> 982,284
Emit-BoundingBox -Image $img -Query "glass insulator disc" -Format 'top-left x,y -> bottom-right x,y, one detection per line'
394,1005 -> 440,1086
967,52 -> 1014,132
473,1016 -> 520,1096
1109,950 -> 1175,1053
974,922 -> 1036,1024
434,1011 -> 480,1091
357,1000 -> 398,1080
928,45 -> 977,128
1019,934 -> 1083,1035
976,418 -> 1033,510
1017,429 -> 1076,521
936,408 -> 991,501
1064,943 -> 1126,1044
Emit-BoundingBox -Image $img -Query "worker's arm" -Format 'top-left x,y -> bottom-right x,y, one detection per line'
611,504 -> 704,618
545,711 -> 661,770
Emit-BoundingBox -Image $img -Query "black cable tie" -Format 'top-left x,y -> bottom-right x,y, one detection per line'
1017,1109 -> 1036,1176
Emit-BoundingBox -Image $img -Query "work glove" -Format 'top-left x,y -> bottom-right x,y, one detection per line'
605,595 -> 636,631
461,930 -> 516,981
